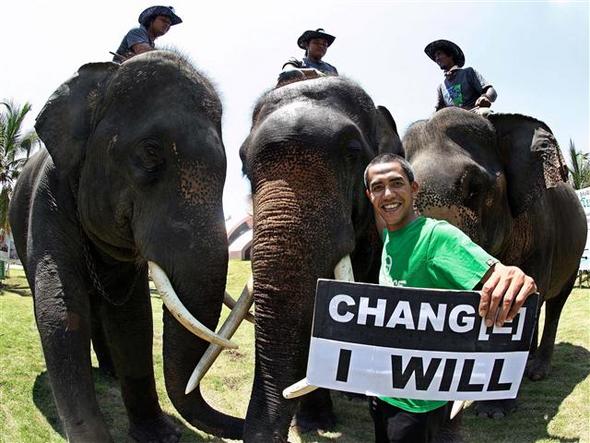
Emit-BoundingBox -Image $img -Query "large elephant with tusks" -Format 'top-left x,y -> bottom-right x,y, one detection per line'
9,51 -> 243,442
232,77 -> 402,441
403,107 -> 586,418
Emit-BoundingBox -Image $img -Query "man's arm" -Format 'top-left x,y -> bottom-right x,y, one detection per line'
475,86 -> 497,108
122,28 -> 153,58
130,42 -> 154,55
277,63 -> 325,86
467,67 -> 497,107
478,263 -> 537,327
427,222 -> 536,327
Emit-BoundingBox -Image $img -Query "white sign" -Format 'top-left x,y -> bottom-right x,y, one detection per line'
307,280 -> 539,401
575,187 -> 590,271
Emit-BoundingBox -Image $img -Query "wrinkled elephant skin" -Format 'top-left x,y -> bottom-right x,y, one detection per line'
403,108 -> 586,417
239,77 -> 403,441
9,51 -> 242,441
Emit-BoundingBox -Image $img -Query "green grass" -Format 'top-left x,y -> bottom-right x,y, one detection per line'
1,263 -> 589,442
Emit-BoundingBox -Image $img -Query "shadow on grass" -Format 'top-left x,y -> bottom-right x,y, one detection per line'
0,285 -> 32,296
32,369 -> 227,442
463,342 -> 589,443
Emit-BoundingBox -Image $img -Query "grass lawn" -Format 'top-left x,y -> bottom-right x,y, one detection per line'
0,262 -> 589,442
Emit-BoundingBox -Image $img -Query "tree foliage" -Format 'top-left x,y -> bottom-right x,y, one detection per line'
0,100 -> 40,236
567,139 -> 590,190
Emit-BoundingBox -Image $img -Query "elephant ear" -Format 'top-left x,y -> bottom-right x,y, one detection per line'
489,113 -> 568,216
375,105 -> 404,156
35,62 -> 119,176
239,135 -> 253,179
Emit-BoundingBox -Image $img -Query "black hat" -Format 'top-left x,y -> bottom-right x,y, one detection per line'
424,40 -> 465,67
297,28 -> 336,49
138,6 -> 183,27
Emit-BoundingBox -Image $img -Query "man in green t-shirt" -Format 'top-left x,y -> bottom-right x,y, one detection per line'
364,153 -> 537,443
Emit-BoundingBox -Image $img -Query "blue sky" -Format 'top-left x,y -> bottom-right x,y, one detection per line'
2,0 -> 588,217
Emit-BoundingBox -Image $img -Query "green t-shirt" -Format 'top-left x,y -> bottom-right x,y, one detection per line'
378,216 -> 497,413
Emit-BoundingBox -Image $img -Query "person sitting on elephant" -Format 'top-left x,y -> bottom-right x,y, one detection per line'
277,28 -> 338,86
425,39 -> 497,112
364,153 -> 537,443
113,5 -> 182,62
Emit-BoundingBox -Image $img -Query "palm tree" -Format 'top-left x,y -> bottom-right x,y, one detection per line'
0,100 -> 39,239
567,139 -> 590,190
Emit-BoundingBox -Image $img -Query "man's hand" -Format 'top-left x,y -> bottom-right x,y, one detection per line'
479,263 -> 537,327
130,43 -> 154,55
475,95 -> 492,107
301,68 -> 326,79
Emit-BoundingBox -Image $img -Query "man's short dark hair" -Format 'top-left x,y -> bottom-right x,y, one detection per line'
364,154 -> 415,189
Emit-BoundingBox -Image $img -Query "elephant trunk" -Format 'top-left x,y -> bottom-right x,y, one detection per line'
244,178 -> 354,441
156,232 -> 244,439
162,312 -> 244,438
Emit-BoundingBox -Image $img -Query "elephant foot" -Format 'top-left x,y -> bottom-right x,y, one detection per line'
474,399 -> 517,419
129,412 -> 181,443
525,356 -> 550,381
291,410 -> 336,434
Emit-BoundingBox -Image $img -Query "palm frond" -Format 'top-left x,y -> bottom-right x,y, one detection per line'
0,99 -> 35,233
568,139 -> 590,190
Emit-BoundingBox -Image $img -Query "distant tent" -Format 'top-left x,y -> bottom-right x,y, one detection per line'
575,187 -> 590,271
227,215 -> 253,260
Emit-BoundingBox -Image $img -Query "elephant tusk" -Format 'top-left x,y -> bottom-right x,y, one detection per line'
185,275 -> 255,395
283,255 -> 355,400
148,261 -> 238,350
224,291 -> 255,323
282,378 -> 319,399
450,400 -> 465,420
334,254 -> 355,282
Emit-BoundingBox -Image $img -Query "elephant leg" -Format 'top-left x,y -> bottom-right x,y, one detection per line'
33,261 -> 112,442
90,296 -> 116,378
99,273 -> 180,443
526,272 -> 576,381
293,389 -> 336,433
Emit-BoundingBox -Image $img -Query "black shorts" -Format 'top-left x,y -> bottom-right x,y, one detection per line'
368,396 -> 452,443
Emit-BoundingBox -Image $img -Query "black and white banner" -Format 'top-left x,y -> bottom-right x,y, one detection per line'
306,280 -> 540,401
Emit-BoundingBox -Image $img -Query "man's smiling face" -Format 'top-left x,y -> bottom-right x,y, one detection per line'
366,161 -> 420,231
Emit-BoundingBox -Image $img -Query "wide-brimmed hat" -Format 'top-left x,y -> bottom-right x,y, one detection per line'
138,5 -> 182,27
424,40 -> 465,67
297,28 -> 336,49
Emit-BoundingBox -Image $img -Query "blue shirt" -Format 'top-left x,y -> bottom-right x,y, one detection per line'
283,56 -> 338,76
435,67 -> 491,111
115,25 -> 154,59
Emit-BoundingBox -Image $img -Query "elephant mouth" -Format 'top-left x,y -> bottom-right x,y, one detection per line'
183,254 -> 355,396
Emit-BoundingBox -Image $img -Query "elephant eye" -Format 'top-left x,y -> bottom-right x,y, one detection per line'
347,139 -> 363,152
136,143 -> 165,173
461,171 -> 484,209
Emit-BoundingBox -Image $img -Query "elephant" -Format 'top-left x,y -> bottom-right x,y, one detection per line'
402,107 -> 587,417
233,76 -> 403,441
8,51 -> 243,442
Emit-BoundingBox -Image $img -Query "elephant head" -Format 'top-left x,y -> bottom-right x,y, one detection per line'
237,77 -> 402,441
403,108 -> 581,281
23,51 -> 242,438
402,107 -> 586,401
